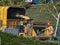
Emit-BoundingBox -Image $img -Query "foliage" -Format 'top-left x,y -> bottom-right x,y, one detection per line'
41,0 -> 46,3
0,0 -> 27,7
53,37 -> 58,40
56,1 -> 60,12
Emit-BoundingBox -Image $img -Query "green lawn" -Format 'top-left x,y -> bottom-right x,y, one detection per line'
26,4 -> 57,26
0,31 -> 58,45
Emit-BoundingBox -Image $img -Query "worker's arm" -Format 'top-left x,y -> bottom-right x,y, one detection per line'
43,26 -> 54,32
50,26 -> 54,34
43,27 -> 49,31
45,26 -> 54,35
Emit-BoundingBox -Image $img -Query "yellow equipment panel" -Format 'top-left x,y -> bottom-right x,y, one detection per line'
0,6 -> 25,30
0,6 -> 9,30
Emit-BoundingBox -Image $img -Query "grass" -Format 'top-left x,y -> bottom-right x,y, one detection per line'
26,4 -> 57,26
0,31 -> 58,45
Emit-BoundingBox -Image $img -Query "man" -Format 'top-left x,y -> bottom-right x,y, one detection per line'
44,21 -> 54,37
26,19 -> 33,37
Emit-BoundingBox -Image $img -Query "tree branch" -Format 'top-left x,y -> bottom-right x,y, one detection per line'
48,8 -> 57,20
51,0 -> 58,15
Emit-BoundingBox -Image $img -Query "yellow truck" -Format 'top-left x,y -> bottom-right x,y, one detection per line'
0,6 -> 36,37
0,6 -> 26,30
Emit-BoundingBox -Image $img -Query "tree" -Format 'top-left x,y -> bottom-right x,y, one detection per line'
47,0 -> 60,37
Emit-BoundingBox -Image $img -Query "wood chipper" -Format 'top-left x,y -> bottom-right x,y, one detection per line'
0,6 -> 54,39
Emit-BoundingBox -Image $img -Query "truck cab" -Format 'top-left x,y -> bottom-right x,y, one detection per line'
0,6 -> 26,30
